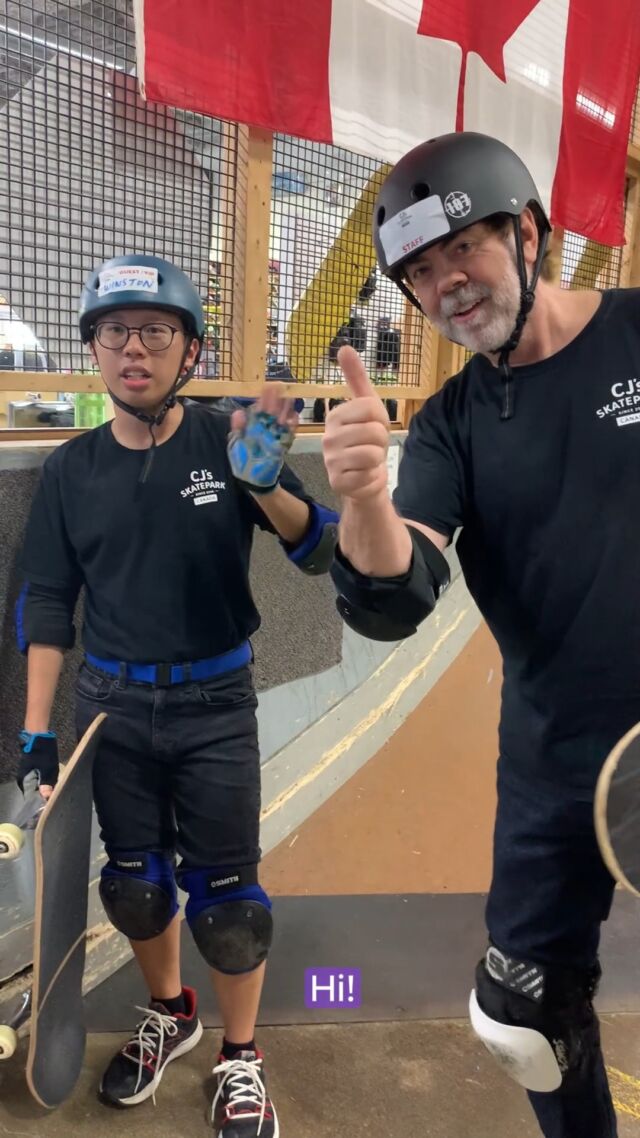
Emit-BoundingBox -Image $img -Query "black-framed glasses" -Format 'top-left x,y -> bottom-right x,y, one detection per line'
93,321 -> 184,352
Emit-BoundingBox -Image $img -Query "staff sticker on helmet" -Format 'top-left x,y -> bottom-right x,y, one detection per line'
98,266 -> 159,298
379,195 -> 450,268
444,191 -> 472,219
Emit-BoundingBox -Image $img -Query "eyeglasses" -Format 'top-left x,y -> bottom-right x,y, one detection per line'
93,321 -> 184,351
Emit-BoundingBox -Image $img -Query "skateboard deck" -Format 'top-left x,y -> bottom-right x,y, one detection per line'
595,721 -> 640,897
0,713 -> 106,1107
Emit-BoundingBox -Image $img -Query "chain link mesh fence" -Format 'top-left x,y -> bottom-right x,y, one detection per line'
0,0 -> 235,425
270,133 -> 429,401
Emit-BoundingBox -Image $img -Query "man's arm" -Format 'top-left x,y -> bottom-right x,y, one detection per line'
323,347 -> 452,641
25,645 -> 65,733
339,493 -> 448,578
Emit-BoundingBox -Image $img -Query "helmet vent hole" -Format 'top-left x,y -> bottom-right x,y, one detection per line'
377,206 -> 386,225
412,182 -> 431,201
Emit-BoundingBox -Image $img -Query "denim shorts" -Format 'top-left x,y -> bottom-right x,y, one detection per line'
75,660 -> 261,869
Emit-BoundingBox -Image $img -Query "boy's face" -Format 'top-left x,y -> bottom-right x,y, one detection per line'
89,306 -> 200,409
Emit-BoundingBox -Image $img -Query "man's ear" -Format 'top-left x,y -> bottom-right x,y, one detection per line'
519,207 -> 539,273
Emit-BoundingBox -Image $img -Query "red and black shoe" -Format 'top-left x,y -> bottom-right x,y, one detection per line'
211,1048 -> 279,1137
99,986 -> 203,1107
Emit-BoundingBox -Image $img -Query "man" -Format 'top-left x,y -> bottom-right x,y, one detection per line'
322,132 -> 640,1137
16,254 -> 338,1136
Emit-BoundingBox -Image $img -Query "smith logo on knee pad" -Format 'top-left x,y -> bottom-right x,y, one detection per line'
177,864 -> 274,974
470,946 -> 601,1094
99,852 -> 178,941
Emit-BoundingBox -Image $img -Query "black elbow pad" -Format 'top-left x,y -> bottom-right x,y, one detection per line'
330,527 -> 450,642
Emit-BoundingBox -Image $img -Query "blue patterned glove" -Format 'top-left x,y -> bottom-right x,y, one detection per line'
227,409 -> 295,494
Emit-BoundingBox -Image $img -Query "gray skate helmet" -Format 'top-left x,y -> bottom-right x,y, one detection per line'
79,254 -> 205,344
78,255 -> 206,476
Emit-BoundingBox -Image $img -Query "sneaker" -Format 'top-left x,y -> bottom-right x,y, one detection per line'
211,1048 -> 279,1137
99,986 -> 203,1107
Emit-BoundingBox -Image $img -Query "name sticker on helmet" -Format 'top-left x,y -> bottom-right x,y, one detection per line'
98,266 -> 159,297
380,195 -> 451,267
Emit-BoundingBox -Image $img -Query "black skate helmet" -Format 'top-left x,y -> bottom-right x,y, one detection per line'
373,132 -> 551,418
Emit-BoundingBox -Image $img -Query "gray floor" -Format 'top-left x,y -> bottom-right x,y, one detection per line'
84,891 -> 640,1031
1,1017 -> 640,1137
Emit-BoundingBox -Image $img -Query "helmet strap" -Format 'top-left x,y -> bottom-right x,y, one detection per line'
105,338 -> 201,482
396,276 -> 423,312
495,217 -> 549,420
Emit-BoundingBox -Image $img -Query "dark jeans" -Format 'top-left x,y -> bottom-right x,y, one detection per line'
486,763 -> 617,1137
75,661 -> 261,869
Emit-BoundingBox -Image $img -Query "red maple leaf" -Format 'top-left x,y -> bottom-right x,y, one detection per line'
418,1 -> 542,129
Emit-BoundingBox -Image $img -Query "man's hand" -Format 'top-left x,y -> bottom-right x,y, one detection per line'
17,731 -> 59,800
322,346 -> 390,503
227,382 -> 298,495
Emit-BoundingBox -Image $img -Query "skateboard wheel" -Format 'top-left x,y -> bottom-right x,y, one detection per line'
0,1025 -> 18,1059
0,824 -> 25,860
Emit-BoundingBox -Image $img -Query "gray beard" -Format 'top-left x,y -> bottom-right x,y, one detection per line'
431,257 -> 522,355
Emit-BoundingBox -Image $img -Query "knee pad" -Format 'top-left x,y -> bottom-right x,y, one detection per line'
178,864 -> 273,974
99,851 -> 178,941
470,944 -> 601,1093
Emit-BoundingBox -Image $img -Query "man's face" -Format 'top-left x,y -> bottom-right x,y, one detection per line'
404,222 -> 522,355
90,306 -> 200,408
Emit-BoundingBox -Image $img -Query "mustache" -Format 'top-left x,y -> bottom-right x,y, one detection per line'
440,284 -> 492,318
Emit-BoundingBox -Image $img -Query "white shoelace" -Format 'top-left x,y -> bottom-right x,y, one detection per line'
211,1055 -> 268,1133
123,1005 -> 179,1093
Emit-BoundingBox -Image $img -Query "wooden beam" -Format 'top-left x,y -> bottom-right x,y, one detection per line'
218,121 -> 238,381
231,126 -> 273,386
0,372 -> 432,400
0,428 -> 87,442
624,174 -> 640,289
431,330 -> 461,392
0,422 -> 407,445
0,374 -> 106,393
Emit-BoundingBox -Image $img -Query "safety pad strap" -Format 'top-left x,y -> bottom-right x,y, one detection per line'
100,851 -> 178,942
484,944 -> 545,1003
176,863 -> 261,900
284,503 -> 339,575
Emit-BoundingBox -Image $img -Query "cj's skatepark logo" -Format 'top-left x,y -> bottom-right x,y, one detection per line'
595,378 -> 640,427
180,468 -> 227,506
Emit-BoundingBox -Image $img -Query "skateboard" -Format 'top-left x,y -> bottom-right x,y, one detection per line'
0,713 -> 106,1107
594,721 -> 640,897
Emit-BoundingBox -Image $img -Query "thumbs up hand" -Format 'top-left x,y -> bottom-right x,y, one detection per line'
322,345 -> 390,503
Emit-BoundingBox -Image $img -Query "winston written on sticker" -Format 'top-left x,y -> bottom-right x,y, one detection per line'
98,266 -> 159,297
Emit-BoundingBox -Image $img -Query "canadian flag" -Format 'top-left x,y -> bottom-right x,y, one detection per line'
133,0 -> 640,246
